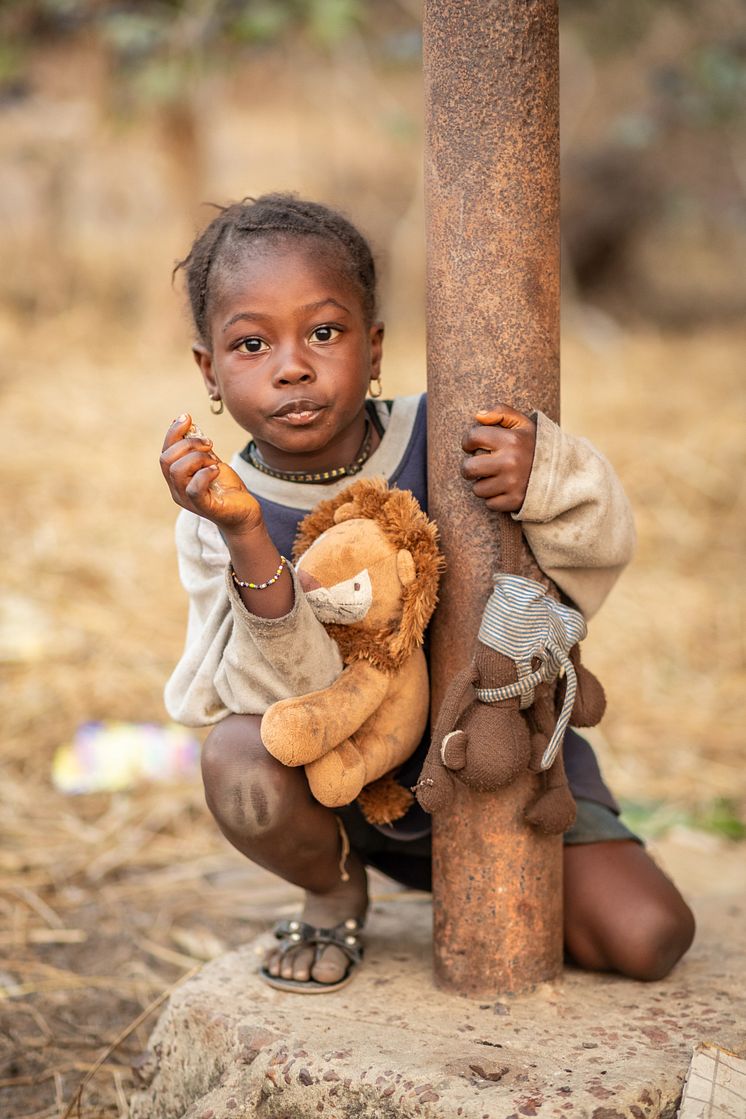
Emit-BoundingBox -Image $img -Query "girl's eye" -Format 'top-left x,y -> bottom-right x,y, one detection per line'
310,325 -> 340,343
237,337 -> 268,354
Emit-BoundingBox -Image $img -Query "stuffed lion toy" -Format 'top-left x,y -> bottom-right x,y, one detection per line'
260,477 -> 444,825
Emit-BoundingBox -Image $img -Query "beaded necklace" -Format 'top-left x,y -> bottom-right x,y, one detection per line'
243,416 -> 374,484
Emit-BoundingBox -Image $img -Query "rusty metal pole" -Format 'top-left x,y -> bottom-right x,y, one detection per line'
424,1 -> 562,995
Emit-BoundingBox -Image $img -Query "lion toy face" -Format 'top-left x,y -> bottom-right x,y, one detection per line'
291,476 -> 443,670
296,513 -> 418,634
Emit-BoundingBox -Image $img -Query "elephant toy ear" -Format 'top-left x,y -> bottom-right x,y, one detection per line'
396,549 -> 416,587
333,502 -> 358,524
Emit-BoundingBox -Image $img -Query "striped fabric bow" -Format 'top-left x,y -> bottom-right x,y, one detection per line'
474,573 -> 587,770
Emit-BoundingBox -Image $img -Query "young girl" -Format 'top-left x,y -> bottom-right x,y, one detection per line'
159,193 -> 694,993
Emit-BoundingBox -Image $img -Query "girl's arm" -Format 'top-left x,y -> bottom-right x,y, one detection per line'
461,405 -> 635,619
160,416 -> 343,727
510,412 -> 636,619
163,510 -> 343,726
160,414 -> 292,618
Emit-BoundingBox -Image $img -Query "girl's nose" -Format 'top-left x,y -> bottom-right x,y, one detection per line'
273,344 -> 316,386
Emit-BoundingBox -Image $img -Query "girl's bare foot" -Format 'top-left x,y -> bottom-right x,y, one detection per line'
264,852 -> 369,986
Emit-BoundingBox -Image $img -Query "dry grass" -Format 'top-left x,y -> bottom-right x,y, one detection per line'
0,762 -> 302,1117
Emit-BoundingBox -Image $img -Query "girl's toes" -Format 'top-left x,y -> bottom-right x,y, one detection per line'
280,946 -> 314,981
311,945 -> 349,986
265,949 -> 281,977
291,946 -> 315,982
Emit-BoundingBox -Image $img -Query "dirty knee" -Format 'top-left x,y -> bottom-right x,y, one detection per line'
201,716 -> 283,838
205,764 -> 282,838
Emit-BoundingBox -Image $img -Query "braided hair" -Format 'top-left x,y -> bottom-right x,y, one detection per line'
174,193 -> 378,346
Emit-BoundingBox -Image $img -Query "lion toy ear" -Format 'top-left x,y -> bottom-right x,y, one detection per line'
396,549 -> 416,587
333,502 -> 358,524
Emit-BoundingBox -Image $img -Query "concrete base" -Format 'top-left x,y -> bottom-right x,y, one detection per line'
130,890 -> 744,1119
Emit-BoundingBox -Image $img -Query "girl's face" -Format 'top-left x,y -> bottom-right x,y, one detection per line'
193,239 -> 383,471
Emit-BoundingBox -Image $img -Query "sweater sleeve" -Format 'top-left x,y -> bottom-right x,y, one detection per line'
164,510 -> 344,726
512,412 -> 636,619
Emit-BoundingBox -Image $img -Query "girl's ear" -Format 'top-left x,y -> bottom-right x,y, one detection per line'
369,322 -> 384,379
192,344 -> 218,397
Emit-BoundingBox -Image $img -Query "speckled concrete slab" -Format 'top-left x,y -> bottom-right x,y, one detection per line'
130,889 -> 744,1119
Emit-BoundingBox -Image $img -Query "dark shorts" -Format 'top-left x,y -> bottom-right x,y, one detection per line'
335,797 -> 641,894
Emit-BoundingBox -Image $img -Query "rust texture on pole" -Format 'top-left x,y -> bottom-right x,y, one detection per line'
424,0 -> 562,996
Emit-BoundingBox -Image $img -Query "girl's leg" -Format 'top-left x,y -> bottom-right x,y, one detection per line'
201,713 -> 368,986
563,840 -> 696,980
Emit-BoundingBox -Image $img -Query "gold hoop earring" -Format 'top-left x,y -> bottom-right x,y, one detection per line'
209,396 -> 224,415
368,378 -> 382,399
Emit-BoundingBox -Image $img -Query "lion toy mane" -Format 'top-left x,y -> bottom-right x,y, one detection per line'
260,477 -> 444,825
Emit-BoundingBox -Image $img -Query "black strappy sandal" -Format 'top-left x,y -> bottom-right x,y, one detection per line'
259,917 -> 364,994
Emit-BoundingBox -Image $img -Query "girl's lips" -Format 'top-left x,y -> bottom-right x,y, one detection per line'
273,401 -> 326,426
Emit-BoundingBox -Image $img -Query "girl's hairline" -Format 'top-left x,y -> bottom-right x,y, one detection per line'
182,233 -> 380,344
175,198 -> 380,344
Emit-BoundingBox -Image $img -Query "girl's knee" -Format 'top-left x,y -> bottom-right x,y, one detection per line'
615,896 -> 696,981
201,715 -> 285,837
201,714 -> 263,780
571,893 -> 696,981
202,714 -> 259,790
564,840 -> 696,981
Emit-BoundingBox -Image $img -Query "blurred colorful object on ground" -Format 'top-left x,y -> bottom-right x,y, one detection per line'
52,721 -> 200,793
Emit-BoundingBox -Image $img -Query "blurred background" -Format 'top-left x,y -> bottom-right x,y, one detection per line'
1,2 -> 744,1115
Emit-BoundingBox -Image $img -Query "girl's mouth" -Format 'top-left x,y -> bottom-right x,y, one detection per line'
273,400 -> 326,426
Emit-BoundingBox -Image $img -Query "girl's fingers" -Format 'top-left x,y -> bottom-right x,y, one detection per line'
184,464 -> 221,502
462,423 -> 507,455
463,408 -> 535,455
461,453 -> 503,481
470,474 -> 515,499
161,415 -> 214,458
469,474 -> 523,505
484,493 -> 521,512
474,403 -> 531,429
164,449 -> 220,494
462,424 -> 528,456
466,472 -> 519,511
160,434 -> 216,479
465,463 -> 526,512
161,413 -> 192,453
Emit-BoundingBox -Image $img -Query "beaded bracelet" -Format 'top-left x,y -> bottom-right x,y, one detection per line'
231,555 -> 287,590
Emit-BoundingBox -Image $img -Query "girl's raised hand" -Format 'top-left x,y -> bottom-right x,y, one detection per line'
461,403 -> 536,513
160,414 -> 263,533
